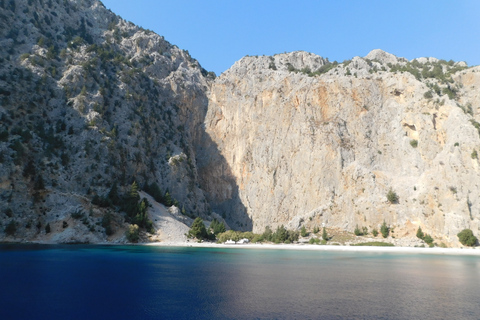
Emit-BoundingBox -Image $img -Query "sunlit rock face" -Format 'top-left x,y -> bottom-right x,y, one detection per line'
203,50 -> 480,245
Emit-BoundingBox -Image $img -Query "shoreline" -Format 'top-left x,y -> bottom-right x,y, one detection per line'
144,241 -> 480,256
2,240 -> 479,256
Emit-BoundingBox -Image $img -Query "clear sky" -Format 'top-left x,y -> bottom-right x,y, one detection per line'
101,0 -> 480,75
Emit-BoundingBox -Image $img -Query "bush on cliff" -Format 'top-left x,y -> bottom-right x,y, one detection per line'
457,229 -> 477,247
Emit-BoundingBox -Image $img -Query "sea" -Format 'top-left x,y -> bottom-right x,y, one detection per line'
0,244 -> 479,320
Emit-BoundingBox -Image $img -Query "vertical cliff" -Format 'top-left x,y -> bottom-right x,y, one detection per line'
203,50 -> 480,244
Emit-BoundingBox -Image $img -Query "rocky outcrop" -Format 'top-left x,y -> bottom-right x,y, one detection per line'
203,51 -> 480,245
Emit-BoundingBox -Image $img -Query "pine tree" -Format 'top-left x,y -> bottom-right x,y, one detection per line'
301,226 -> 308,237
107,182 -> 119,205
416,226 -> 425,240
188,217 -> 208,240
381,221 -> 389,238
322,227 -> 328,241
164,191 -> 173,207
354,225 -> 362,236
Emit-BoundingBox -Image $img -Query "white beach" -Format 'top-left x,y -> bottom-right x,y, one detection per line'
145,241 -> 480,256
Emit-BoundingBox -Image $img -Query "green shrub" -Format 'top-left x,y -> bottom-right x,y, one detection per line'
442,86 -> 456,99
372,228 -> 378,237
424,234 -> 433,244
457,229 -> 477,246
126,224 -> 140,242
423,91 -> 433,99
354,225 -> 361,236
45,223 -> 51,234
300,226 -> 308,237
381,221 -> 390,238
322,227 -> 328,241
410,140 -> 418,148
387,189 -> 399,204
471,150 -> 478,159
309,237 -> 320,244
217,230 -> 241,243
313,226 -> 319,234
416,226 -> 424,240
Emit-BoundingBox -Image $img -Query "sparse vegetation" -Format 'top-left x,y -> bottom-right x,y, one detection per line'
423,91 -> 433,99
387,189 -> 399,204
410,140 -> 418,148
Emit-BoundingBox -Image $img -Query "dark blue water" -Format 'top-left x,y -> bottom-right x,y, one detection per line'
0,245 -> 479,320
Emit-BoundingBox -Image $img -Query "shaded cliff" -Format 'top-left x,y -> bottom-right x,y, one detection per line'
0,0 -> 223,243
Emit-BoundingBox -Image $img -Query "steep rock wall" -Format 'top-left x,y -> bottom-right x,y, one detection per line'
203,51 -> 480,244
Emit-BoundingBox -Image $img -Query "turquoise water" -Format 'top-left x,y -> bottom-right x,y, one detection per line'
0,245 -> 479,319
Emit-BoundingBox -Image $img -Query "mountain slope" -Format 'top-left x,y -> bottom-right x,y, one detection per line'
0,0 -> 216,242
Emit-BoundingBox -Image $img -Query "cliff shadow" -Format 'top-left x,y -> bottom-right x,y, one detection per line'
191,95 -> 252,231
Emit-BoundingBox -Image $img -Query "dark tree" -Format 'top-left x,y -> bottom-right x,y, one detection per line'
416,227 -> 425,240
457,229 -> 477,247
188,217 -> 208,240
381,221 -> 390,238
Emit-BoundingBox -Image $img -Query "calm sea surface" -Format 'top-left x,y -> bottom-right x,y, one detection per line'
0,244 -> 479,320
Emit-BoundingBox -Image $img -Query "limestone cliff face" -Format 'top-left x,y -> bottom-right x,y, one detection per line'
203,50 -> 480,244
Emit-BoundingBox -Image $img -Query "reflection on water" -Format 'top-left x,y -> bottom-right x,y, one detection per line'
0,245 -> 479,319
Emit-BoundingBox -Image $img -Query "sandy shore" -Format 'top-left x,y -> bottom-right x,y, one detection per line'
145,241 -> 480,256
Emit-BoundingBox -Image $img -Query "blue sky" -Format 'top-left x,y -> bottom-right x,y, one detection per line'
101,0 -> 480,75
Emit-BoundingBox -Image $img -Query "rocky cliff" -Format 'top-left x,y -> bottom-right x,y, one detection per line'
1,0 -> 479,246
0,0 -> 216,243
204,50 -> 480,245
